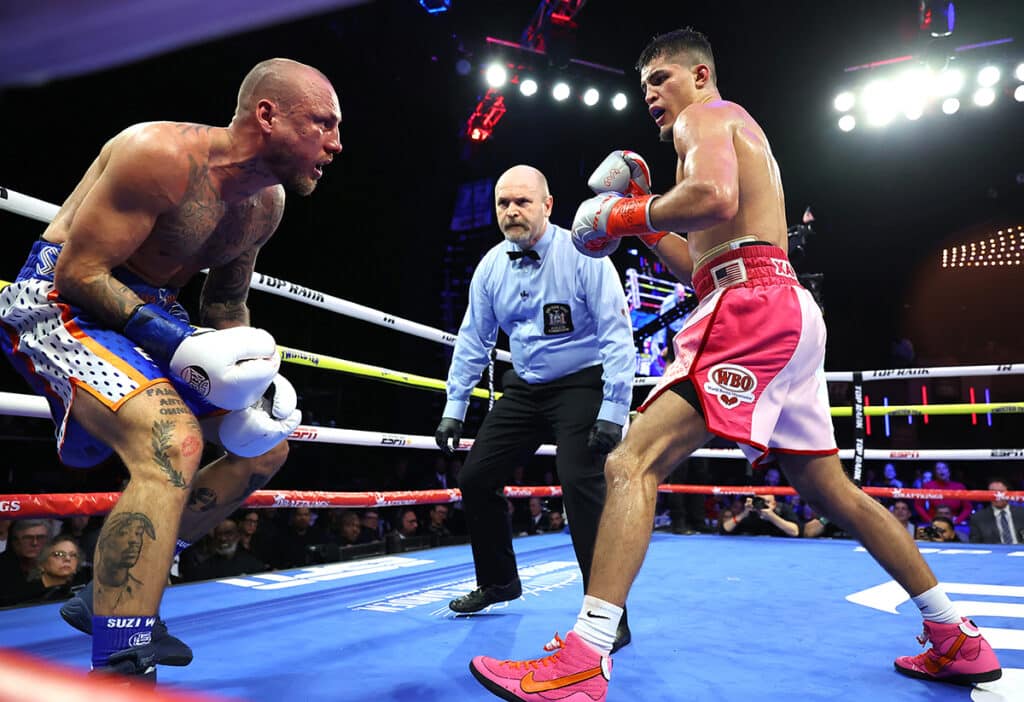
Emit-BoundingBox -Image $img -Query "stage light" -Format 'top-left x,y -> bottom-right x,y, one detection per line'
485,63 -> 508,88
1016,63 -> 1024,81
973,87 -> 996,107
455,58 -> 472,76
941,97 -> 960,114
933,67 -> 964,96
977,65 -> 1001,87
611,92 -> 628,110
552,82 -> 571,101
905,103 -> 924,120
1015,85 -> 1024,102
862,79 -> 898,125
519,78 -> 538,96
583,88 -> 600,106
833,91 -> 855,112
838,114 -> 856,132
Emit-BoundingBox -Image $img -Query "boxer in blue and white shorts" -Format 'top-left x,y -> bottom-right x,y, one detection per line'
0,57 -> 341,679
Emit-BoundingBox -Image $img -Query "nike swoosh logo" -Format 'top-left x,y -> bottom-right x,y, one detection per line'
586,610 -> 609,619
520,666 -> 604,693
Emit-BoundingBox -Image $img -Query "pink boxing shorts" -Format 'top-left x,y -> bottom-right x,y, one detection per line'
639,242 -> 838,467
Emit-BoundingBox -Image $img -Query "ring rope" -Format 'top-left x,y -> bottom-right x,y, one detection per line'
279,345 -> 499,401
3,484 -> 1020,519
633,362 -> 1024,387
0,391 -> 1022,461
831,402 -> 1024,417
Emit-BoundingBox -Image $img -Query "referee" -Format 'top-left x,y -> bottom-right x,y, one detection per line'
435,165 -> 634,652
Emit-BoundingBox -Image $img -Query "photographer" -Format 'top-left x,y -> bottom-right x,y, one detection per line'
720,494 -> 800,537
916,516 -> 960,543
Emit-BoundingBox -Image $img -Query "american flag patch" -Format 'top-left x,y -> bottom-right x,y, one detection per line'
710,259 -> 747,289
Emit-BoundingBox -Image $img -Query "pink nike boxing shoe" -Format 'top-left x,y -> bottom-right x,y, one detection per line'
470,631 -> 611,701
894,618 -> 1002,685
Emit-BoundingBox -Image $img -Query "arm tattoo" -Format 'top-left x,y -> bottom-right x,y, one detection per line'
151,420 -> 188,489
65,273 -> 143,328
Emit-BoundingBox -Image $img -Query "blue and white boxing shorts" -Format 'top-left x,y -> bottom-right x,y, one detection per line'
0,240 -> 218,467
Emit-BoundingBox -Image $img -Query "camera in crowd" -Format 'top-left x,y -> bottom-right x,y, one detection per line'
750,496 -> 769,510
919,525 -> 941,539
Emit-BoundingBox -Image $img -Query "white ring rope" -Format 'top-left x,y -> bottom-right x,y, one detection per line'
0,391 -> 1021,461
0,186 -> 59,223
248,271 -> 512,364
633,362 -> 1024,387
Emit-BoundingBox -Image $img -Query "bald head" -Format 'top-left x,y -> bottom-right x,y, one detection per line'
494,164 -> 553,248
496,165 -> 550,198
234,58 -> 334,120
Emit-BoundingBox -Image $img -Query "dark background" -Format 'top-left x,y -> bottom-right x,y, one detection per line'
1,0 -> 1022,492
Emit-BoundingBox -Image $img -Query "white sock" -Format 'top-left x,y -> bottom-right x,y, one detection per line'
572,595 -> 622,655
912,584 -> 961,624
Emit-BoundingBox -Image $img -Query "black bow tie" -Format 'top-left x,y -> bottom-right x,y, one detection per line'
508,249 -> 540,261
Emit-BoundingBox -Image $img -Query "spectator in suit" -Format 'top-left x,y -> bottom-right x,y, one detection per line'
969,479 -> 1024,544
520,497 -> 552,535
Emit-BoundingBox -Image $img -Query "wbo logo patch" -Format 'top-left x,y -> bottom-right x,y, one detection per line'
543,303 -> 573,335
703,363 -> 757,408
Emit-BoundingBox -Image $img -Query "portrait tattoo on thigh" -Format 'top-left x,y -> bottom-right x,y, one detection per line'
96,512 -> 156,609
152,420 -> 188,488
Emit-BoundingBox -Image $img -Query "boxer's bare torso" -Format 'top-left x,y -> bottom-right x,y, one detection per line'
43,121 -> 284,290
674,100 -> 788,270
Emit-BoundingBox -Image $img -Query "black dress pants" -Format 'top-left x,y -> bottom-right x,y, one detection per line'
457,364 -> 607,590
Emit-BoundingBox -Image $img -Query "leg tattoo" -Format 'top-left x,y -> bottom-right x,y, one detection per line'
188,486 -> 219,512
152,420 -> 188,488
96,512 -> 155,610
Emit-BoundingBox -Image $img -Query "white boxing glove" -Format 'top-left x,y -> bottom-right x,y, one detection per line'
204,374 -> 301,457
123,303 -> 280,410
169,327 -> 280,410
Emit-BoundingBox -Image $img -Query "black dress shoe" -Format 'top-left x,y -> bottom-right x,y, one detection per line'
449,579 -> 523,613
611,607 -> 631,654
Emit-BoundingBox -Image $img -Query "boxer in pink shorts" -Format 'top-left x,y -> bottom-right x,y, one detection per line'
639,240 -> 837,467
470,27 -> 999,702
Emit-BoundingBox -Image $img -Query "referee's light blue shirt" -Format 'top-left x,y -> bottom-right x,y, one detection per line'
443,223 -> 635,426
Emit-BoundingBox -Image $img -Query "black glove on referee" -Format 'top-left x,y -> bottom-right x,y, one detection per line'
435,418 -> 464,456
587,419 -> 623,455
